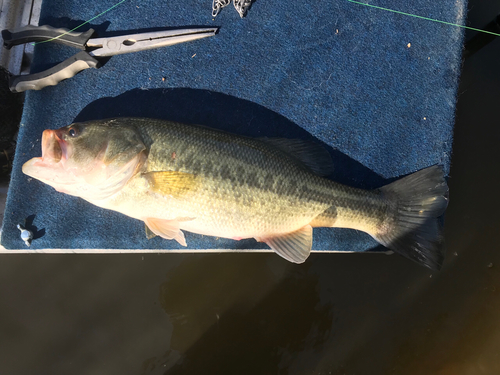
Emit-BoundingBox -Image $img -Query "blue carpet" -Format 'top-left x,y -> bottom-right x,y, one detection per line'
1,0 -> 465,251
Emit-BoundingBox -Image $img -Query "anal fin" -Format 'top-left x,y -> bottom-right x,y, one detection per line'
258,225 -> 313,264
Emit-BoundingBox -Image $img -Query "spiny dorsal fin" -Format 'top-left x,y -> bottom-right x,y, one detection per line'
143,171 -> 198,198
259,225 -> 313,263
259,138 -> 334,176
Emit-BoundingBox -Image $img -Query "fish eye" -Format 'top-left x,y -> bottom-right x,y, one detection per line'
68,127 -> 78,137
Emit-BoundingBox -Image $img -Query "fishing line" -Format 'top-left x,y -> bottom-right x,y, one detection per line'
33,0 -> 128,45
347,0 -> 500,37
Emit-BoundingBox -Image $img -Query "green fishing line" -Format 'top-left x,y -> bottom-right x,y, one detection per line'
33,0 -> 128,45
348,0 -> 500,37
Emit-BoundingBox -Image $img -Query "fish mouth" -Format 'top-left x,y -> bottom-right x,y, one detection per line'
41,129 -> 66,164
22,129 -> 73,188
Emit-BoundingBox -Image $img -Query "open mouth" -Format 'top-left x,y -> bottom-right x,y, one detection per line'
41,129 -> 65,163
22,128 -> 73,186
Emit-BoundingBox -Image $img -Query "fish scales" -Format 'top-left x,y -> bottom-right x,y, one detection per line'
22,117 -> 449,269
126,118 -> 340,237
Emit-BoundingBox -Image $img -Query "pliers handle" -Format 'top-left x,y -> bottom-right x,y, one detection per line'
2,25 -> 100,93
3,24 -> 95,49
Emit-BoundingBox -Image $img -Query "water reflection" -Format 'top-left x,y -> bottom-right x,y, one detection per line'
148,254 -> 333,374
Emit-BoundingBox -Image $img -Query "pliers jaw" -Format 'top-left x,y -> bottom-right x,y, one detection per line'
88,28 -> 218,57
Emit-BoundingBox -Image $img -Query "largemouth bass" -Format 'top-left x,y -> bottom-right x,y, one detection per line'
22,118 -> 448,269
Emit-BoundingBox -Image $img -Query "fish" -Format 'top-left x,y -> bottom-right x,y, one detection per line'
22,118 -> 448,269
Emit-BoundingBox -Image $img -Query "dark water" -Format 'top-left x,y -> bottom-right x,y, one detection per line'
2,3 -> 500,375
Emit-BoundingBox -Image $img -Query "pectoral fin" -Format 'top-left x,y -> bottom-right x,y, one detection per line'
143,171 -> 197,198
144,218 -> 187,246
258,225 -> 313,263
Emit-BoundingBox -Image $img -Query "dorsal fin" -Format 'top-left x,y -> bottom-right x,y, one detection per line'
259,137 -> 334,176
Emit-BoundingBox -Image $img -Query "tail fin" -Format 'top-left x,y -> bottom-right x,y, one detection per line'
375,166 -> 449,270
